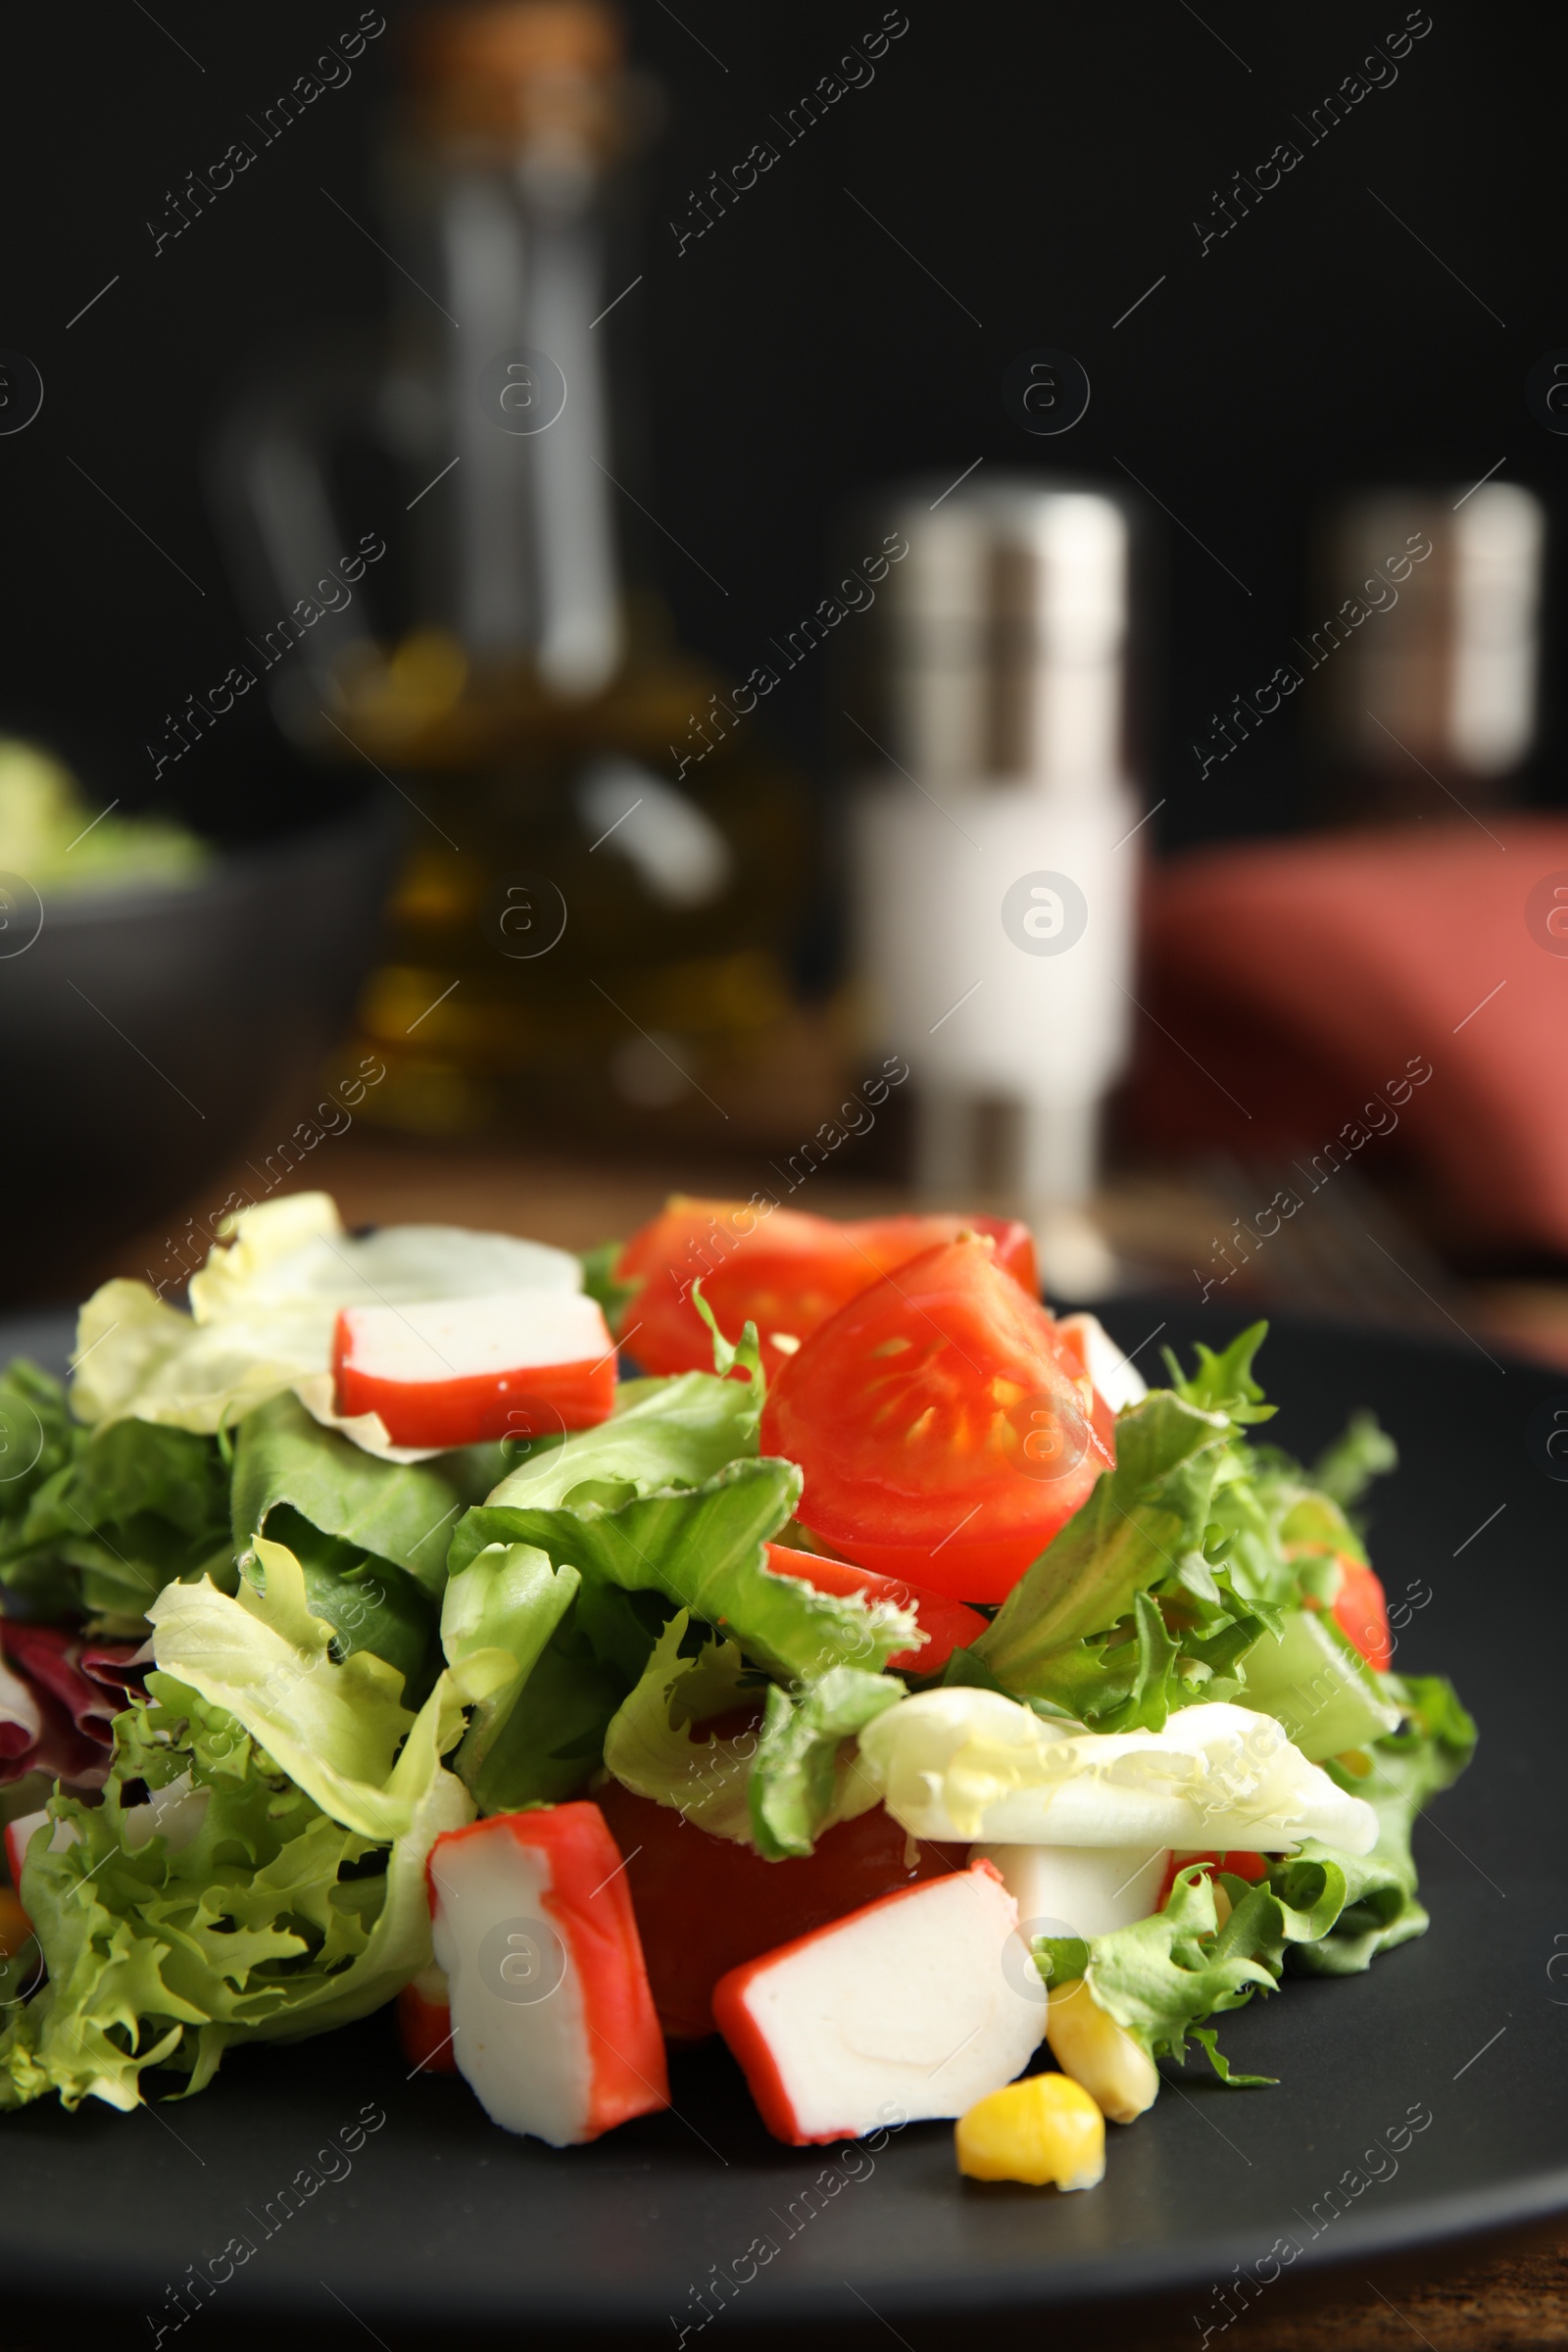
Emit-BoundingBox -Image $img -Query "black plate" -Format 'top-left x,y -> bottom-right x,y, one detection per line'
2,1299 -> 1564,2341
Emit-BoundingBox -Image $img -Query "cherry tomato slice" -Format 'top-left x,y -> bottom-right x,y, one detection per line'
1158,1850 -> 1269,1907
1332,1557 -> 1393,1673
760,1234 -> 1113,1604
614,1199 -> 1038,1383
761,1543 -> 988,1675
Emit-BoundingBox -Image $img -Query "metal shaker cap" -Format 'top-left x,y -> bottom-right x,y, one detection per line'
1316,482 -> 1544,796
850,475 -> 1140,794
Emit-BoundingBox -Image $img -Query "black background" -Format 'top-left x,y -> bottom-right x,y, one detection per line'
3,0 -> 1564,860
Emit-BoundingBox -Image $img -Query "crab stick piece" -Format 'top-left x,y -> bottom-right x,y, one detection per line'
593,1779 -> 963,2040
332,1290 -> 615,1448
397,1963 -> 458,2075
711,1860 -> 1044,2145
427,1802 -> 668,2145
974,1843 -> 1170,1939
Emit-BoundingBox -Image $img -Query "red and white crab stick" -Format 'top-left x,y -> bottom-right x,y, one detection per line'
712,1861 -> 1044,2145
426,1803 -> 668,2145
332,1290 -> 615,1448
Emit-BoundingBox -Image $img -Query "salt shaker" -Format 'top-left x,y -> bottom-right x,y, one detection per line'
847,477 -> 1145,1270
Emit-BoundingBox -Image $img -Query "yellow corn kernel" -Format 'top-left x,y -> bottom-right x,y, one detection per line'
956,2073 -> 1105,2190
1045,1978 -> 1160,2125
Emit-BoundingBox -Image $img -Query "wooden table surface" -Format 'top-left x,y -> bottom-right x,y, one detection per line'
57,1131 -> 1568,2348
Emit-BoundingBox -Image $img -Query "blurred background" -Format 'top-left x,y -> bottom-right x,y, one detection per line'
4,0 -> 1568,1362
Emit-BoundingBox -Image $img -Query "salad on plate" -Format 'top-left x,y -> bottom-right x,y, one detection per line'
0,1192 -> 1473,2192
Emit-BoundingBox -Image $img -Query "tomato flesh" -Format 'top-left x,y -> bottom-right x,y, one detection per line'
595,1779 -> 961,2039
614,1198 -> 1038,1382
1159,1850 -> 1269,1906
1332,1558 -> 1393,1673
396,1976 -> 457,2074
761,1543 -> 988,1675
760,1235 -> 1113,1604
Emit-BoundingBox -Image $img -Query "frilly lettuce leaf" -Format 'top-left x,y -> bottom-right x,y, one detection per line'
749,1666 -> 903,1860
1028,1671 -> 1476,2084
601,1610 -> 759,1842
1035,1834 -> 1419,2087
0,1364 -> 230,1621
0,1671 -> 468,2113
441,1340 -> 914,1812
184,1191 -> 342,1320
147,1536 -> 464,1840
964,1328 -> 1407,1749
1284,1670 -> 1475,1977
1310,1409 -> 1400,1512
72,1193 -> 581,1436
1035,1863 -> 1299,2080
970,1389 -> 1236,1693
1161,1322 -> 1277,1427
458,1456 -> 912,1686
71,1281 -> 330,1435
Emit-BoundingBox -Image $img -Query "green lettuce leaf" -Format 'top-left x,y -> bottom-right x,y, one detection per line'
440,1339 -> 913,1813
0,1366 -> 229,1622
1030,1671 -> 1476,2081
579,1241 -> 636,1338
601,1610 -> 759,1841
260,1510 -> 439,1710
441,1542 -> 581,1788
1162,1323 -> 1277,1427
231,1392 -> 501,1594
970,1389 -> 1235,1696
1236,1606 -> 1400,1763
474,1356 -> 766,1524
1187,2027 -> 1277,2088
0,1668 -> 468,2113
966,1328 -> 1404,1740
444,1455 -> 912,1816
749,1667 -> 904,1860
1311,1409 -> 1399,1512
147,1537 -> 464,1841
1036,1866 -> 1275,2073
457,1457 -> 911,1685
456,1628 -> 628,1814
1035,1857 -> 1348,2082
1283,1671 -> 1476,1976
224,1393 -> 513,1710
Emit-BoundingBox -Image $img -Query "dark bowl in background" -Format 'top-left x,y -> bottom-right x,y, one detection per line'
0,790 -> 402,1304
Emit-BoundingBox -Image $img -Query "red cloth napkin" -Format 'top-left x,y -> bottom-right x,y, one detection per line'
1130,816 -> 1568,1254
